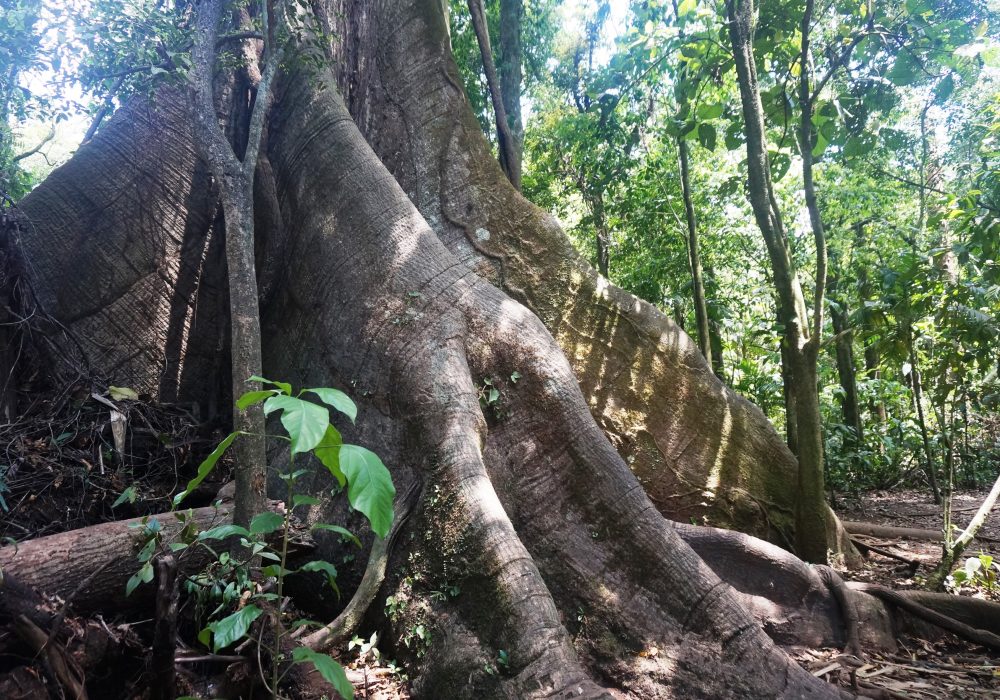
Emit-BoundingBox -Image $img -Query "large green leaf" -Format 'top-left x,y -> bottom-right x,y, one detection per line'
173,432 -> 238,507
299,559 -> 340,595
292,647 -> 353,699
198,524 -> 250,541
305,388 -> 357,423
314,425 -> 345,486
236,390 -> 277,411
311,523 -> 360,547
697,122 -> 716,152
339,445 -> 395,538
697,102 -> 724,120
203,605 -> 263,652
887,53 -> 919,86
125,560 -> 154,597
249,511 -> 284,536
264,395 -> 330,455
248,375 -> 292,395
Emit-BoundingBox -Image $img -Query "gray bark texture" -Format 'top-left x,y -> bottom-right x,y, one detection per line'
1,0 -> 884,696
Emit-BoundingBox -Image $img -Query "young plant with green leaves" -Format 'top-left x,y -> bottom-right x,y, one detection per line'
130,378 -> 395,700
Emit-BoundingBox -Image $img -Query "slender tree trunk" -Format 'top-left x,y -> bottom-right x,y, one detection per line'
727,0 -> 829,561
702,266 -> 725,378
498,0 -> 523,185
589,190 -> 611,277
918,98 -> 932,235
909,334 -> 941,504
779,308 -> 799,455
857,241 -> 887,425
190,0 -> 278,525
467,0 -> 521,191
677,138 -> 712,364
827,262 -> 863,442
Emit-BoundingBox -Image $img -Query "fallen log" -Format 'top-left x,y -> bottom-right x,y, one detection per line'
0,501 -> 237,611
842,521 -> 1000,543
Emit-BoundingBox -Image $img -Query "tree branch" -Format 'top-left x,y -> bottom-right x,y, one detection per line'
242,1 -> 281,177
12,124 -> 55,162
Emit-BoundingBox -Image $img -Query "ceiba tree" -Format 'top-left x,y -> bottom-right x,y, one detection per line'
9,0 -> 977,697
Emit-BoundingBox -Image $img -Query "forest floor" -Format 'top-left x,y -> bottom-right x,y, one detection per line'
1,387 -> 998,698
795,488 -> 1000,699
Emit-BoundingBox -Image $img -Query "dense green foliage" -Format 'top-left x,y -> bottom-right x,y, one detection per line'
456,0 -> 1000,496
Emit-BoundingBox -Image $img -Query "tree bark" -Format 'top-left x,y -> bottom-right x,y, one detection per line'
0,501 -> 239,611
318,0 -> 853,555
498,0 -> 524,185
190,0 -> 279,525
827,257 -> 863,442
467,0 -> 521,191
6,0 -> 876,692
726,0 -> 832,562
677,137 -> 712,364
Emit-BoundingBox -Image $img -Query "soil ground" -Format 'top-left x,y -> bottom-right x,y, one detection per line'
794,488 -> 1000,699
3,393 -> 998,699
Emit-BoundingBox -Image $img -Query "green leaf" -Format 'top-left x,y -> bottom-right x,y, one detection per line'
306,388 -> 357,423
237,390 -> 276,411
339,445 -> 395,538
112,485 -> 138,509
887,53 -> 919,86
314,425 -> 345,487
109,386 -> 139,401
292,647 -> 353,699
770,152 -> 791,180
697,123 -> 717,151
203,605 -> 263,652
249,511 -> 284,536
843,135 -> 869,158
137,537 -> 157,563
173,432 -> 238,507
724,122 -> 744,150
293,494 -> 322,507
299,559 -> 340,594
933,74 -> 954,104
264,395 -> 330,455
312,523 -> 361,547
249,375 -> 293,395
677,0 -> 696,18
697,103 -> 723,120
126,560 -> 154,596
198,524 -> 251,541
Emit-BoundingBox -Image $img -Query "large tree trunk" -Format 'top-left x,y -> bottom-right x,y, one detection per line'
327,0 -> 852,555
6,0 -> 867,695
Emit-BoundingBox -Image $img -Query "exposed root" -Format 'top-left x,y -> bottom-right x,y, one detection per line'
848,538 -> 919,575
815,565 -> 862,657
302,480 -> 421,651
851,581 -> 1000,651
15,613 -> 88,700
